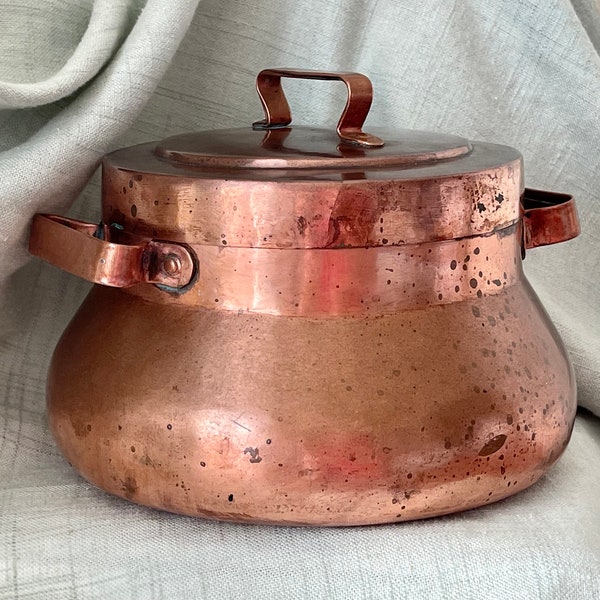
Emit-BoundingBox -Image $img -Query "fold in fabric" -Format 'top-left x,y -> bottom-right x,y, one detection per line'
0,0 -> 200,295
0,1 -> 133,109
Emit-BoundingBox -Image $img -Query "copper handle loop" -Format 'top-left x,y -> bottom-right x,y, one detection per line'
252,68 -> 385,148
522,188 -> 580,249
28,214 -> 195,289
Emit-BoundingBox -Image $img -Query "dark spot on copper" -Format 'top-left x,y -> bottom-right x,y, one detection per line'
131,204 -> 137,217
478,434 -> 507,456
469,278 -> 478,289
167,424 -> 172,430
472,306 -> 481,317
120,476 -> 138,498
228,494 -> 234,502
244,447 -> 262,463
297,216 -> 308,236
450,260 -> 457,270
474,247 -> 480,255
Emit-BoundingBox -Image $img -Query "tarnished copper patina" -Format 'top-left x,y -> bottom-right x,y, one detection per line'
29,69 -> 580,526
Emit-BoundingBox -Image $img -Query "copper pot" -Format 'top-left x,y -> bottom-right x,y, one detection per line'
29,69 -> 580,526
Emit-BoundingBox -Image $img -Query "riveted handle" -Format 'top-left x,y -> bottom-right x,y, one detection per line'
522,188 -> 580,249
29,214 -> 196,289
252,68 -> 384,148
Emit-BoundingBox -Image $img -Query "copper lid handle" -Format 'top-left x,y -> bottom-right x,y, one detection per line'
252,68 -> 385,148
29,214 -> 196,289
522,188 -> 580,249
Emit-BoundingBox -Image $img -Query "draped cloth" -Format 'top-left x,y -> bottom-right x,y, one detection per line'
1,1 -> 599,597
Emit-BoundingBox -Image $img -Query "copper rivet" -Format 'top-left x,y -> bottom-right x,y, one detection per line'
162,254 -> 181,276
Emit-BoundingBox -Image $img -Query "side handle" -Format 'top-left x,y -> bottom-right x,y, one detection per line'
522,188 -> 580,249
28,214 -> 195,289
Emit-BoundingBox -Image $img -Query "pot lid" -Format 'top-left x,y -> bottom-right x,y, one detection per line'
154,69 -> 472,170
154,127 -> 473,170
101,69 -> 524,250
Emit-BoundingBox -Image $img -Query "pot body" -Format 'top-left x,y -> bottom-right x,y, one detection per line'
47,232 -> 576,526
31,69 -> 580,525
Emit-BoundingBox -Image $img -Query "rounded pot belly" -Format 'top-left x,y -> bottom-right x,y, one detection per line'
47,280 -> 576,526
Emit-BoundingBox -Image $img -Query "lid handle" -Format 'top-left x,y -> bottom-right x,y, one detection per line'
252,68 -> 384,148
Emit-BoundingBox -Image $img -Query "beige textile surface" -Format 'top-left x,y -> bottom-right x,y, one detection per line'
1,0 -> 599,598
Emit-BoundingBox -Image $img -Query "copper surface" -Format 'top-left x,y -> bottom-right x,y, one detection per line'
105,142 -> 523,248
29,68 -> 581,526
47,270 -> 576,525
252,68 -> 384,147
125,225 -> 521,316
153,126 -> 473,170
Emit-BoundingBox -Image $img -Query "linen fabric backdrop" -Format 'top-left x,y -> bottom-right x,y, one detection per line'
1,1 -> 599,598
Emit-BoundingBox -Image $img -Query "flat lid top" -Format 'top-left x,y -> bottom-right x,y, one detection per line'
154,127 -> 473,170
